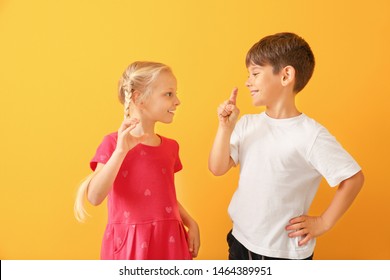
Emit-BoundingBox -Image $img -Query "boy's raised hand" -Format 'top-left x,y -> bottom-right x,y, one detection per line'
217,87 -> 240,128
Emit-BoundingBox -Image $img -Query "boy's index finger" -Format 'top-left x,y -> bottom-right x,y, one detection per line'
229,87 -> 238,105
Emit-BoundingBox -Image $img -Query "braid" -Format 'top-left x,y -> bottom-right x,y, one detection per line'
120,66 -> 134,119
124,89 -> 132,119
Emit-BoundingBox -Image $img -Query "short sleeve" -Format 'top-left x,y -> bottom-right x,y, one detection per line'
230,116 -> 245,165
308,128 -> 361,187
173,141 -> 183,173
90,133 -> 117,171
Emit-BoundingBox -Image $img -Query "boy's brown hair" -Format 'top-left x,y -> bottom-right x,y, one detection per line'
246,32 -> 315,93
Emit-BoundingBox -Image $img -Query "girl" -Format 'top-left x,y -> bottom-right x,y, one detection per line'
74,61 -> 200,260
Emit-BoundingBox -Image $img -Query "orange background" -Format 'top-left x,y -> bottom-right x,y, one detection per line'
1,0 -> 389,259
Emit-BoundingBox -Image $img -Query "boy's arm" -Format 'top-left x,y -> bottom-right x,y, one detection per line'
286,170 -> 364,246
209,126 -> 236,175
320,170 -> 364,231
178,201 -> 200,258
208,88 -> 240,176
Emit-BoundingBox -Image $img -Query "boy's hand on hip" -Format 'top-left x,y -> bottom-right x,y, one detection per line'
285,215 -> 329,246
217,87 -> 240,128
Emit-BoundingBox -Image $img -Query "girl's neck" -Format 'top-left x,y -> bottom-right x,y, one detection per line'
140,133 -> 161,146
130,120 -> 161,146
129,108 -> 160,146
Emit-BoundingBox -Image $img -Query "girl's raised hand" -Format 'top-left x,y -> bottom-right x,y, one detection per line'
217,87 -> 240,128
116,118 -> 148,153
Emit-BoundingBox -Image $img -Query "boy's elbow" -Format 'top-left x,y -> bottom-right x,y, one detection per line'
208,161 -> 232,176
208,165 -> 226,176
208,157 -> 235,176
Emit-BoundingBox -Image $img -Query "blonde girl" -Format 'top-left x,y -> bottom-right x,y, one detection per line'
75,61 -> 200,260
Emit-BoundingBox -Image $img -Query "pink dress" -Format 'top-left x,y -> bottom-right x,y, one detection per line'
90,133 -> 192,260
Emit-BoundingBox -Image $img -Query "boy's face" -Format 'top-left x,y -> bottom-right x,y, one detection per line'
246,63 -> 284,107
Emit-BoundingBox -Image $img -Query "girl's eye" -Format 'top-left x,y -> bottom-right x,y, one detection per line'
166,92 -> 173,97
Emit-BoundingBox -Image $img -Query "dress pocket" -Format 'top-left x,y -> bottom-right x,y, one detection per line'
113,224 -> 130,255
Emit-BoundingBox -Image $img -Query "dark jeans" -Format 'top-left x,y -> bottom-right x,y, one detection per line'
227,230 -> 313,260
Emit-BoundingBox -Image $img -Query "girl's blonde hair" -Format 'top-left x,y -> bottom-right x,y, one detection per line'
118,61 -> 172,119
74,173 -> 94,222
74,61 -> 172,222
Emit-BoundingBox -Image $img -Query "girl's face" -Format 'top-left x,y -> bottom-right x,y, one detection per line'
245,63 -> 283,107
141,71 -> 180,124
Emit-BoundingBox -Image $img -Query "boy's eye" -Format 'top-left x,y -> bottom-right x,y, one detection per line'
166,92 -> 173,96
248,73 -> 259,78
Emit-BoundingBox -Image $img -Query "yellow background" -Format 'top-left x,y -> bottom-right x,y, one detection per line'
1,0 -> 389,260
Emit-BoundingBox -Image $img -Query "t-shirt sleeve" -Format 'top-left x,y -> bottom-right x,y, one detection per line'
230,116 -> 244,165
90,134 -> 117,171
308,127 -> 361,187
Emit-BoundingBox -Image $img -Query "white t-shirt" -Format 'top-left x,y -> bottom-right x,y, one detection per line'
229,112 -> 361,259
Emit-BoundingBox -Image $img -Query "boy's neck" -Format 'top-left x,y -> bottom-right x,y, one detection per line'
265,100 -> 301,119
261,83 -> 301,119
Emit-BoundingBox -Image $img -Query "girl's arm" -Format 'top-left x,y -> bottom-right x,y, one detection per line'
286,170 -> 365,246
87,151 -> 127,205
87,118 -> 147,205
208,88 -> 240,176
178,201 -> 200,258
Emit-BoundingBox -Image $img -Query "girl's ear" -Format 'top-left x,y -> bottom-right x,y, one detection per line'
281,65 -> 295,87
132,90 -> 142,105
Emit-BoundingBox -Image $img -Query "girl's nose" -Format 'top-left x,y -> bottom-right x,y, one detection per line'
175,96 -> 181,106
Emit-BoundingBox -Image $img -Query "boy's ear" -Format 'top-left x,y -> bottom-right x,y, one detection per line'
281,65 -> 295,87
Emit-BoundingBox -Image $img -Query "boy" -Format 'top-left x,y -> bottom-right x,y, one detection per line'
208,32 -> 364,260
